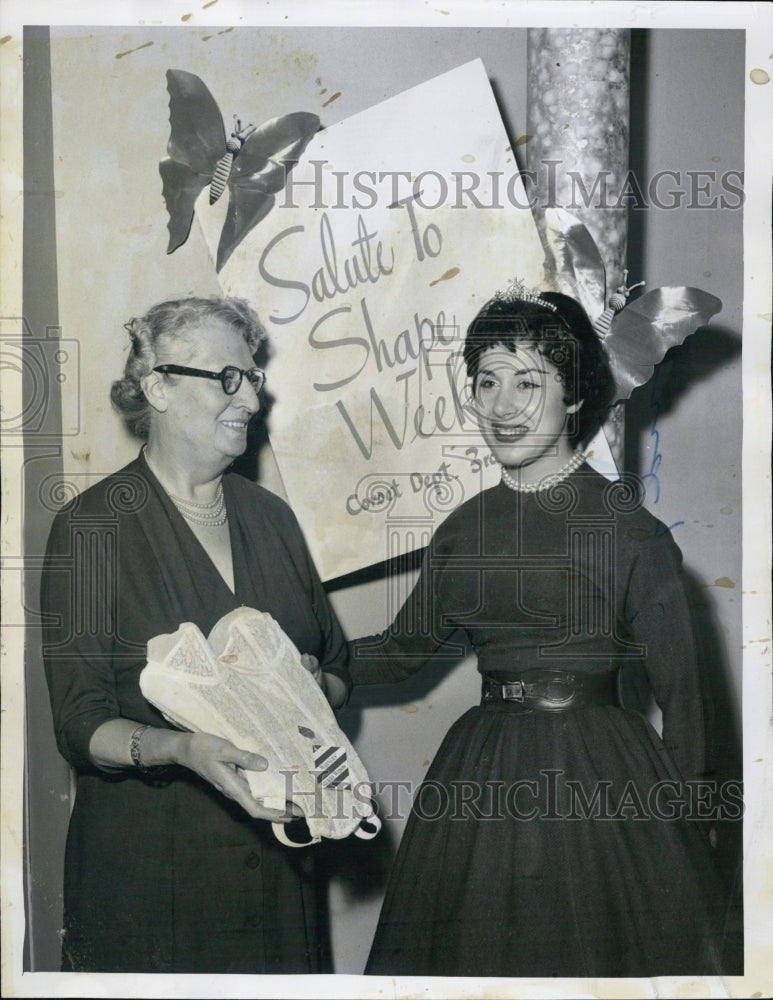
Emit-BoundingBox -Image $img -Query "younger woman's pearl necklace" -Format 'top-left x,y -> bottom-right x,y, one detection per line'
168,481 -> 228,526
500,447 -> 585,494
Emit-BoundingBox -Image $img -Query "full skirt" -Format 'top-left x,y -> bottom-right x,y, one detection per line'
365,701 -> 736,978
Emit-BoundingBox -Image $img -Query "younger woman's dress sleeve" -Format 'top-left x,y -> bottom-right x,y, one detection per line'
623,525 -> 706,782
348,541 -> 461,686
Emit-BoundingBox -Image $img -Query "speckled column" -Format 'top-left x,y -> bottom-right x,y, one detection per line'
527,27 -> 630,293
526,27 -> 631,464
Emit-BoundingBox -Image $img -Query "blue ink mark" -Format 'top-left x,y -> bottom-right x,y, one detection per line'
637,369 -> 686,536
640,368 -> 683,535
641,393 -> 663,504
655,520 -> 685,537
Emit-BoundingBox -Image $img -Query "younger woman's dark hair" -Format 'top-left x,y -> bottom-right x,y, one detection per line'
110,296 -> 266,440
463,290 -> 615,446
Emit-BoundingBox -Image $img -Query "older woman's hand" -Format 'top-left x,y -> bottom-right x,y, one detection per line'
177,732 -> 300,823
89,720 -> 299,823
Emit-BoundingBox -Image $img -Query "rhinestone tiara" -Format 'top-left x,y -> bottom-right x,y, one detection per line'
492,278 -> 558,313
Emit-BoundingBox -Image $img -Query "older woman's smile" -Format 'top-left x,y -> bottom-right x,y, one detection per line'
221,418 -> 250,432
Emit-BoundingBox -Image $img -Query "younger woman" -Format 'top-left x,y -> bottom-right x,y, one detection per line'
350,290 -> 731,977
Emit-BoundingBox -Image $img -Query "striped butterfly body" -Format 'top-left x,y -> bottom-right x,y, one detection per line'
208,118 -> 256,205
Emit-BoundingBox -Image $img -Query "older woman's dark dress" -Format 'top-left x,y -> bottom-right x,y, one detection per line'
351,465 -> 734,977
41,451 -> 350,973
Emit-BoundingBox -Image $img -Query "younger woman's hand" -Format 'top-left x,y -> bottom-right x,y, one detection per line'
301,653 -> 323,687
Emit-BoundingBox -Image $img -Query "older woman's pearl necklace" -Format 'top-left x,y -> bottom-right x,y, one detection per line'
168,481 -> 228,526
500,447 -> 585,494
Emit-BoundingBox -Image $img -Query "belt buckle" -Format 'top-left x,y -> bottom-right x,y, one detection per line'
501,680 -> 525,703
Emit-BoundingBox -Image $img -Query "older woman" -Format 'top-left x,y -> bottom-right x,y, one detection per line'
350,290 -> 732,977
41,296 -> 350,973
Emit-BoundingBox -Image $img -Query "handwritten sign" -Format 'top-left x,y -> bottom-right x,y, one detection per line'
198,61 -> 546,580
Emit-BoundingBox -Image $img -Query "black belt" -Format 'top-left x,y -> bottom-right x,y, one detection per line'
481,668 -> 620,713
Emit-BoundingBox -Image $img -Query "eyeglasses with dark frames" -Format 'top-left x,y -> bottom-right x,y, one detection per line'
152,364 -> 266,396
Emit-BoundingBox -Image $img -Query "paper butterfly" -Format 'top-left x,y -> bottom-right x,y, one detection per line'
159,69 -> 319,272
542,207 -> 722,402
